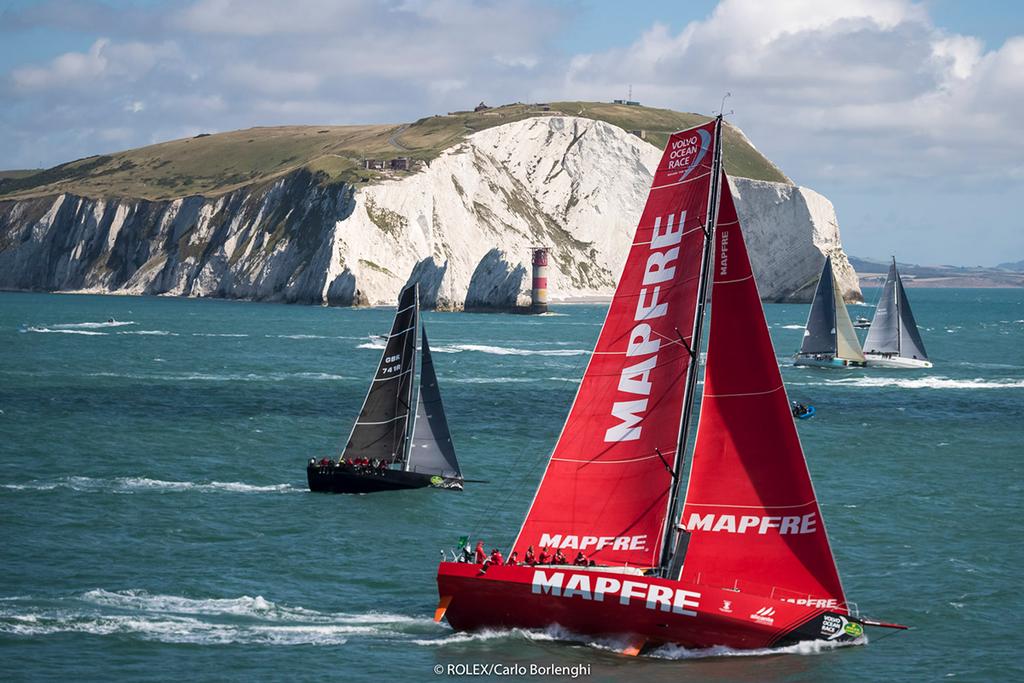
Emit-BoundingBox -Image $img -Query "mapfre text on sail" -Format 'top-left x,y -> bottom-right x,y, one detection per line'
605,211 -> 686,443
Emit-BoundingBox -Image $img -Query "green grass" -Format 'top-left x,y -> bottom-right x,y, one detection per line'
0,101 -> 789,201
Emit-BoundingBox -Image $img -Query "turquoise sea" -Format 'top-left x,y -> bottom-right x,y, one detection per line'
1,289 -> 1021,682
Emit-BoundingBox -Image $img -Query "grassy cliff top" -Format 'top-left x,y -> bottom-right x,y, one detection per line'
0,101 -> 789,201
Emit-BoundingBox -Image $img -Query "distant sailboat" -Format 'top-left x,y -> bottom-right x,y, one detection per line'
793,255 -> 866,368
307,284 -> 465,493
863,258 -> 932,368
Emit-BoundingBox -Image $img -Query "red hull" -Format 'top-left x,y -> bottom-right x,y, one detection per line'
436,562 -> 866,652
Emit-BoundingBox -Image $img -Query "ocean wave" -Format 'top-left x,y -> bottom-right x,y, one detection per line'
648,637 -> 860,659
436,344 -> 588,356
415,623 -> 856,658
411,626 -> 559,647
80,590 -> 421,625
51,321 -> 135,329
825,376 -> 1024,390
0,590 -> 439,646
26,326 -> 107,336
449,377 -> 536,384
0,612 -> 361,645
778,324 -> 805,330
357,342 -> 587,356
84,371 -> 350,382
117,330 -> 178,336
269,334 -> 334,340
191,333 -> 249,337
1,477 -> 303,494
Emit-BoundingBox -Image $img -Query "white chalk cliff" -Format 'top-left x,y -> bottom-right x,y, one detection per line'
0,116 -> 860,308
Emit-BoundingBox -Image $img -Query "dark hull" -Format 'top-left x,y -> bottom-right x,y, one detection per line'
306,464 -> 462,493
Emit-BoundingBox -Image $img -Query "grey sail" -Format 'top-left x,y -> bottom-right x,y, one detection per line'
896,272 -> 929,360
864,260 -> 901,355
407,328 -> 462,478
799,255 -> 837,355
341,284 -> 418,464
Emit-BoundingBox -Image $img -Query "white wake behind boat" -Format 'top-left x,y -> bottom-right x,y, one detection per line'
863,258 -> 932,369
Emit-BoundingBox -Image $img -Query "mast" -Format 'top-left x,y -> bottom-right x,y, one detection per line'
658,114 -> 724,574
893,257 -> 901,357
402,284 -> 420,472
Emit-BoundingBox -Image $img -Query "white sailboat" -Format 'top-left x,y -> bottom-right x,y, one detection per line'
863,258 -> 932,368
793,255 -> 866,368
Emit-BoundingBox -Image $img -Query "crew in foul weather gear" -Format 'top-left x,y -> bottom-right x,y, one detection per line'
553,549 -> 567,565
474,541 -> 487,564
490,549 -> 504,566
574,551 -> 588,566
524,546 -> 536,565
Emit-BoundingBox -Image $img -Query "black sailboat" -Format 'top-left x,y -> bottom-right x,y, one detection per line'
863,258 -> 932,368
794,255 -> 866,367
307,284 -> 464,493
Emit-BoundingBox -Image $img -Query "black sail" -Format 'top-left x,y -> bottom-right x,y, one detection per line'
864,260 -> 900,355
408,328 -> 462,478
341,284 -> 418,464
799,255 -> 837,355
896,271 -> 929,360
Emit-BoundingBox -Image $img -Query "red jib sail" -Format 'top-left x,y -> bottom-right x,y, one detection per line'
678,176 -> 847,609
512,121 -> 719,568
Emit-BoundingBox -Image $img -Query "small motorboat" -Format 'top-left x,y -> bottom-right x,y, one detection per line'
853,316 -> 871,329
792,403 -> 816,420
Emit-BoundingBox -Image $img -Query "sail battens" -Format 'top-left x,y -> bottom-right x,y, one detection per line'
715,274 -> 754,285
371,368 -> 414,382
684,500 -> 817,510
632,225 -> 707,247
386,324 -> 416,339
702,384 -> 784,398
550,453 -> 667,464
355,415 -> 408,426
650,168 -> 713,190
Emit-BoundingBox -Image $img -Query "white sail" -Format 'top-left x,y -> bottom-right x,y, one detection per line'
832,272 -> 865,362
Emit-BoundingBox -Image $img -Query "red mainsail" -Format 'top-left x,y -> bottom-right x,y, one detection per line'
677,177 -> 847,608
512,121 -> 719,568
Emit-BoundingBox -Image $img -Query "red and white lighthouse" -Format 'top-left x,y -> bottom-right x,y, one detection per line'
531,247 -> 549,314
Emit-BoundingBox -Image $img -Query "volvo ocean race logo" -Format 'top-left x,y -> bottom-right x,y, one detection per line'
667,128 -> 711,180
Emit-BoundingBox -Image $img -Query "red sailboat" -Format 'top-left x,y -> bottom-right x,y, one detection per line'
434,117 -> 905,653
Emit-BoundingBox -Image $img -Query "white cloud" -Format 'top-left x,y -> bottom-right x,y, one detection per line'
11,38 -> 181,91
559,0 -> 1023,188
0,0 -> 1020,263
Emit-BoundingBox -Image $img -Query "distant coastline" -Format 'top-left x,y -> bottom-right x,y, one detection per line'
851,255 -> 1024,289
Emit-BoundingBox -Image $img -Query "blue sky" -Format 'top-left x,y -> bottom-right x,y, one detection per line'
1,0 -> 1021,266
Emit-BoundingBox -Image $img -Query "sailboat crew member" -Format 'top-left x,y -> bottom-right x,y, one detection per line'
524,546 -> 536,565
474,541 -> 487,564
573,551 -> 589,566
553,549 -> 567,565
537,547 -> 550,565
507,551 -> 519,566
489,549 -> 504,566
